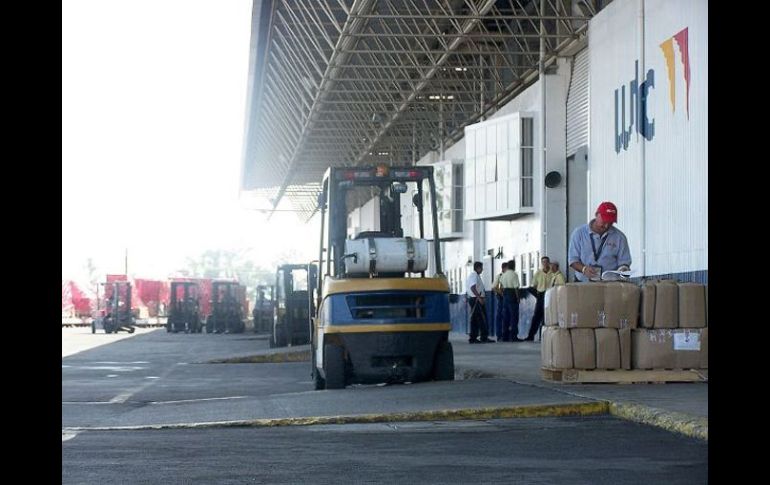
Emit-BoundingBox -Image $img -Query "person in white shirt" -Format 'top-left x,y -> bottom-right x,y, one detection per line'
465,261 -> 493,343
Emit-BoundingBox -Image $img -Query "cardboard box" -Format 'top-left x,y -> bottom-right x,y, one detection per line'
672,329 -> 705,369
595,328 -> 620,369
541,326 -> 553,367
631,328 -> 707,369
653,283 -> 678,328
557,284 -> 604,328
640,280 -> 679,328
542,327 -> 573,369
544,287 -> 558,327
570,328 -> 596,369
640,282 -> 655,328
619,328 -> 631,370
632,329 -> 675,369
700,327 -> 708,369
601,282 -> 640,329
678,283 -> 707,328
704,284 -> 708,327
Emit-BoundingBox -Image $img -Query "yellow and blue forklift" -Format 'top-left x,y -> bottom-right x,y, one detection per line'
311,165 -> 454,389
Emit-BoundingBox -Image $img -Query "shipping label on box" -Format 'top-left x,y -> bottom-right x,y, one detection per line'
673,331 -> 701,351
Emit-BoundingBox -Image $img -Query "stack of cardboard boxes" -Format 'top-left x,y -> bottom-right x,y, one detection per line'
542,281 -> 708,371
633,281 -> 708,369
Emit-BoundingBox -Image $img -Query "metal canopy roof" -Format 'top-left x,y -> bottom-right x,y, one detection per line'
241,0 -> 609,217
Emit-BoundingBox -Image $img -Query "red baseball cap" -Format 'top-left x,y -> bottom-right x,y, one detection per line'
596,201 -> 618,223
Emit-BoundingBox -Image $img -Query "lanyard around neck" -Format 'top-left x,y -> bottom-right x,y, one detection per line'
589,231 -> 608,263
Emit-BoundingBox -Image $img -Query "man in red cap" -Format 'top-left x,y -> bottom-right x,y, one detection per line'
568,201 -> 631,282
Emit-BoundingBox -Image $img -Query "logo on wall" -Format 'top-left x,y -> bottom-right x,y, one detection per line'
613,27 -> 690,154
660,27 -> 690,119
614,61 -> 655,153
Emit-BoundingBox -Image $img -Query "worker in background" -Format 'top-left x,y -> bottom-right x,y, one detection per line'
524,256 -> 550,341
491,261 -> 508,343
548,262 -> 566,287
499,259 -> 522,342
466,261 -> 493,343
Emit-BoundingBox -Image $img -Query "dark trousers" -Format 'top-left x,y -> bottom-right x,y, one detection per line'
467,297 -> 488,341
501,290 -> 520,341
527,291 -> 545,340
494,294 -> 504,338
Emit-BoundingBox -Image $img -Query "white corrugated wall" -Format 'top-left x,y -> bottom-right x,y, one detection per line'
589,0 -> 645,274
589,0 -> 707,277
643,0 -> 708,275
566,48 -> 590,157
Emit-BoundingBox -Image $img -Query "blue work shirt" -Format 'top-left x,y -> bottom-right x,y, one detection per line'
568,220 -> 632,282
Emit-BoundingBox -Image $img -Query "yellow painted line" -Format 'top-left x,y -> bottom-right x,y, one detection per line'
608,402 -> 708,441
61,402 -> 609,431
324,323 -> 451,334
324,277 -> 449,295
207,350 -> 311,364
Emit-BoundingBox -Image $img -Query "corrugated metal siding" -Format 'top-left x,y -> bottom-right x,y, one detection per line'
566,48 -> 590,157
643,0 -> 708,275
589,0 -> 707,277
589,0 -> 644,276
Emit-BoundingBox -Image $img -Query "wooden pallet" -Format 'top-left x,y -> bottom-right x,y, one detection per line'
541,367 -> 708,384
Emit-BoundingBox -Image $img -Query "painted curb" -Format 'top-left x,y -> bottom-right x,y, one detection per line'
62,401 -> 609,432
207,350 -> 311,364
608,402 -> 708,441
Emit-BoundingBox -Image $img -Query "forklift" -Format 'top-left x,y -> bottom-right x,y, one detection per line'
270,263 -> 317,348
206,281 -> 245,334
310,165 -> 454,389
166,281 -> 202,333
252,284 -> 274,334
92,280 -> 136,334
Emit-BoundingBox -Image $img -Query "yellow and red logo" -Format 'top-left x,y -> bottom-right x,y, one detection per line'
659,27 -> 690,119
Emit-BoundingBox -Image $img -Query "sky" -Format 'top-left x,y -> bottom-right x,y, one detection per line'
62,0 -> 318,285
